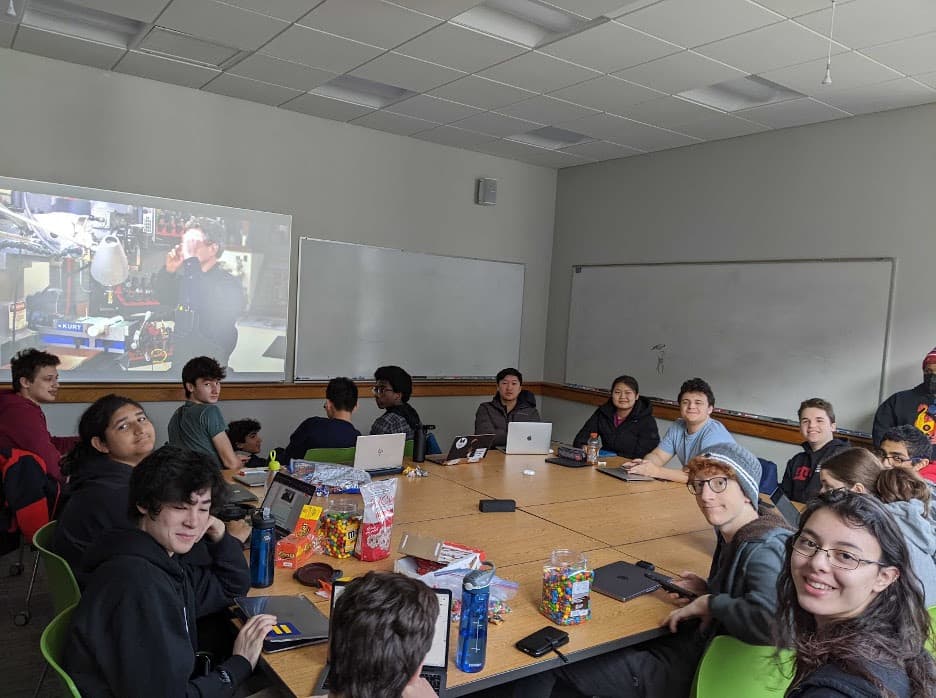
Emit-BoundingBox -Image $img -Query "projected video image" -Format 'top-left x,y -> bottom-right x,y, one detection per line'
0,177 -> 291,381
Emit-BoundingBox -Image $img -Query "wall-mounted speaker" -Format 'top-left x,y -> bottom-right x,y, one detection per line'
476,178 -> 497,206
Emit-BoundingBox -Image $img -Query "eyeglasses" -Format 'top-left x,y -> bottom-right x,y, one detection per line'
882,454 -> 916,466
372,385 -> 395,395
792,535 -> 886,570
687,477 -> 729,495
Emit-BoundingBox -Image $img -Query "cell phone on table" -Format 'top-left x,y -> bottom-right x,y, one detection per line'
643,570 -> 700,599
516,626 -> 570,657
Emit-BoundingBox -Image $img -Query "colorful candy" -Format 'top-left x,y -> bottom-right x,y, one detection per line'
320,510 -> 361,559
541,550 -> 593,625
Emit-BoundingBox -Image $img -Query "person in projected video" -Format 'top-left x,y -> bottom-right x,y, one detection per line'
155,218 -> 244,370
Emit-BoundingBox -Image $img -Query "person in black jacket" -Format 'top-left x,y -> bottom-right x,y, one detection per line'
63,445 -> 274,698
775,490 -> 936,698
474,368 -> 541,447
873,346 -> 936,459
572,375 -> 659,458
781,398 -> 850,503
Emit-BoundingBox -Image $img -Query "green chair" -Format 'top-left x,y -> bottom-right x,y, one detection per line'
39,603 -> 81,697
927,606 -> 936,656
32,520 -> 81,614
691,635 -> 794,698
404,440 -> 414,458
304,447 -> 356,464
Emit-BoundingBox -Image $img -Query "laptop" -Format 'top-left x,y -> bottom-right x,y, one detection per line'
259,471 -> 318,538
353,433 -> 406,476
596,465 -> 654,482
316,580 -> 453,696
234,594 -> 330,653
233,468 -> 267,487
426,434 -> 496,465
592,561 -> 661,602
225,482 -> 259,505
497,422 -> 553,455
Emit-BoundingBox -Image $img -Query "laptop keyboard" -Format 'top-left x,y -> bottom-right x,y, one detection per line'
322,669 -> 441,692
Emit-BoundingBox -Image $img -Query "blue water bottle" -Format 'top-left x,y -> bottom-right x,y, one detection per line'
249,507 -> 275,588
456,562 -> 496,673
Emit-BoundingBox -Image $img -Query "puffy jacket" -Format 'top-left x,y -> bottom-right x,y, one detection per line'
781,438 -> 851,504
0,390 -> 77,483
474,390 -> 541,447
884,498 -> 936,606
572,397 -> 660,458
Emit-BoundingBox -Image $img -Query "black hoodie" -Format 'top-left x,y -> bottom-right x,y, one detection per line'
474,389 -> 541,447
873,382 -> 936,458
572,396 -> 660,458
64,528 -> 251,697
788,661 -> 910,698
781,438 -> 851,504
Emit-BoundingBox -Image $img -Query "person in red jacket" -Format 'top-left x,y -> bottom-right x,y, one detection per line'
0,348 -> 77,483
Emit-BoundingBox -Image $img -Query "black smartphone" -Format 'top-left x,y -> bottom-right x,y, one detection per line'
643,570 -> 700,600
515,626 -> 570,657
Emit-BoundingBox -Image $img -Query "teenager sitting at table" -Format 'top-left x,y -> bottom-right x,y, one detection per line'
515,442 -> 792,698
572,374 -> 659,458
775,490 -> 936,697
475,368 -> 541,447
279,377 -> 361,464
371,365 -> 422,440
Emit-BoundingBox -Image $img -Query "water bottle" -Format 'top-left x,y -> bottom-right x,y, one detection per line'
266,450 -> 281,487
586,433 -> 601,465
249,507 -> 275,588
456,562 -> 496,673
413,425 -> 428,463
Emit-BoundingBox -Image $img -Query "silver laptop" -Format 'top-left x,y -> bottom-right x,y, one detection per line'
353,433 -> 406,474
597,465 -> 654,482
315,580 -> 453,696
498,422 -> 553,455
426,434 -> 496,465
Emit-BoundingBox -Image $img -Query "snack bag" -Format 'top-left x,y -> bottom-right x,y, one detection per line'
354,479 -> 397,561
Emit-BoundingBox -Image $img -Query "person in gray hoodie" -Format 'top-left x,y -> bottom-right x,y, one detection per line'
474,368 -> 541,447
513,442 -> 793,698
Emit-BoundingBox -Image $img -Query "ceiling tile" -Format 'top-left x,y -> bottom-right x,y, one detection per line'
299,0 -> 440,49
228,53 -> 335,91
350,110 -> 439,135
797,0 -> 936,50
386,94 -> 482,122
816,77 -> 936,114
613,50 -> 746,95
0,22 -> 15,49
453,111 -> 542,136
473,139 -> 591,168
546,0 -> 645,20
667,113 -> 769,139
695,19 -> 844,74
478,51 -> 600,93
351,52 -> 464,92
754,0 -> 847,18
539,20 -> 680,73
760,51 -> 904,97
388,0 -> 484,21
64,0 -> 170,23
621,95 -> 724,127
262,25 -> 384,72
619,0 -> 782,49
138,28 -> 240,66
396,23 -> 526,73
158,0 -> 288,51
496,95 -> 599,124
560,139 -> 642,160
202,73 -> 303,105
548,75 -> 662,114
224,0 -> 325,22
735,96 -> 850,127
916,70 -> 936,89
428,75 -> 536,109
563,112 -> 698,149
280,92 -> 374,120
13,27 -> 125,69
115,51 -> 220,88
863,32 -> 936,77
411,125 -> 495,146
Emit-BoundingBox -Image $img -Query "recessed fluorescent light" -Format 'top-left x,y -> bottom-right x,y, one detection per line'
452,0 -> 593,49
140,27 -> 241,67
310,75 -> 417,110
23,0 -> 144,47
679,75 -> 804,113
508,126 -> 592,150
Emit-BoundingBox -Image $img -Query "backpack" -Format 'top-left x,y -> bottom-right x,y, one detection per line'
0,447 -> 60,555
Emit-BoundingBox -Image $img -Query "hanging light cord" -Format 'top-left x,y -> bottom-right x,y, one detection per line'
823,0 -> 837,84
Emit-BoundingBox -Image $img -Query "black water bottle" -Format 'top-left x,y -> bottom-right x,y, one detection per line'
413,424 -> 435,463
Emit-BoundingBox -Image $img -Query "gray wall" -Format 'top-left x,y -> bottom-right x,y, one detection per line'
546,103 -> 936,415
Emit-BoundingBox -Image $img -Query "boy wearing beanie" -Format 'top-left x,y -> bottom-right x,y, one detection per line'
873,346 -> 936,459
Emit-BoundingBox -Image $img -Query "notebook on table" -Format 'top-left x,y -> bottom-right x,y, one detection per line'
425,434 -> 496,465
234,594 -> 330,653
596,465 -> 654,482
496,422 -> 553,455
353,433 -> 406,476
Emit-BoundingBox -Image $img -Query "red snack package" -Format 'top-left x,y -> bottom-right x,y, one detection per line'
354,479 -> 397,562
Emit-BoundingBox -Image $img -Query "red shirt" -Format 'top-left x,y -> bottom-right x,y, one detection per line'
0,390 -> 77,482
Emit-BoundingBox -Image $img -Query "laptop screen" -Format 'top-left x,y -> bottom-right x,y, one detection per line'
260,472 -> 316,535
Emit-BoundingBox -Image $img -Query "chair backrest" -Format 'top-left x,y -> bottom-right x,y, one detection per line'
33,520 -> 81,613
692,635 -> 794,698
303,447 -> 356,464
404,439 -> 414,458
41,603 -> 82,697
927,606 -> 936,657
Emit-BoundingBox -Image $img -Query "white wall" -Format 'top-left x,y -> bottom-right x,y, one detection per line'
546,103 -> 936,418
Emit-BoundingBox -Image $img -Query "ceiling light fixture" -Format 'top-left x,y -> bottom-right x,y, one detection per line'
821,0 -> 836,86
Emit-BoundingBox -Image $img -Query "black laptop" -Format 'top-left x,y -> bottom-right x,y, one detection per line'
426,434 -> 496,465
259,471 -> 318,538
592,561 -> 661,602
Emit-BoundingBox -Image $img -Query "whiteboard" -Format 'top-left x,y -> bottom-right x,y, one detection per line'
294,238 -> 524,380
565,259 -> 894,432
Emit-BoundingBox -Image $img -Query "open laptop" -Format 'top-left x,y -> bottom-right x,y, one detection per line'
259,471 -> 318,538
316,579 -> 453,696
426,434 -> 496,465
596,465 -> 654,482
353,433 -> 406,476
497,422 -> 553,455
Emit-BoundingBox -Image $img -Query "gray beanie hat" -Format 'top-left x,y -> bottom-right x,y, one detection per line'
696,442 -> 762,510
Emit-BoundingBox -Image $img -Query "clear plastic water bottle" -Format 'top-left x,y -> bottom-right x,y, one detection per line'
586,432 -> 601,465
456,562 -> 496,673
249,507 -> 276,588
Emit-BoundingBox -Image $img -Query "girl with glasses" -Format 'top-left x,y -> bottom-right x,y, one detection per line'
776,491 -> 936,697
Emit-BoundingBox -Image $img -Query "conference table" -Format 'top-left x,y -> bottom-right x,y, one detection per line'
238,451 -> 717,697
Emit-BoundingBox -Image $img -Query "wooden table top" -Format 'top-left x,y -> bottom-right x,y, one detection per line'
235,449 -> 719,697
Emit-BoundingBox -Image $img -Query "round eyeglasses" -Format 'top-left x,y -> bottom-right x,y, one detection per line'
791,534 -> 886,571
687,476 -> 729,495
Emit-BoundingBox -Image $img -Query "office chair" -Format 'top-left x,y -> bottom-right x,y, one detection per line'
37,603 -> 81,697
304,447 -> 356,464
691,635 -> 793,698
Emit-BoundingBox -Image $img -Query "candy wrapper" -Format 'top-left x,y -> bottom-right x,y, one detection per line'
354,479 -> 397,561
293,461 -> 372,496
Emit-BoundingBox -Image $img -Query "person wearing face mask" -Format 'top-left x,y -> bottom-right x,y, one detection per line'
873,346 -> 936,460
